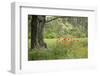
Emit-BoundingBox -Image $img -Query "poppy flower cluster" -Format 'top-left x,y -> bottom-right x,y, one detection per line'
56,37 -> 80,45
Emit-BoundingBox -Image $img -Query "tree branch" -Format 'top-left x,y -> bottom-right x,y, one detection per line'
46,17 -> 59,23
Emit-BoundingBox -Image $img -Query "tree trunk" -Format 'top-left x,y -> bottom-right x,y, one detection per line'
31,15 -> 47,49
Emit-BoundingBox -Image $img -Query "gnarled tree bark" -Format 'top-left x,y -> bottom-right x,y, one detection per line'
31,15 -> 47,49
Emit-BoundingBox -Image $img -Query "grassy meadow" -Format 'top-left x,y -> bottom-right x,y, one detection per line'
28,38 -> 88,60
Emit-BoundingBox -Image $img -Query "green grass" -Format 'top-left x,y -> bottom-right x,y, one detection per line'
28,38 -> 88,60
44,39 -> 57,48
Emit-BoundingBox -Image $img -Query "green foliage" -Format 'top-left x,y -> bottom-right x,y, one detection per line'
28,16 -> 88,39
44,16 -> 88,39
44,32 -> 57,39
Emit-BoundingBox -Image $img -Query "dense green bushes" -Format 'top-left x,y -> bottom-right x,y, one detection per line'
44,16 -> 88,39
